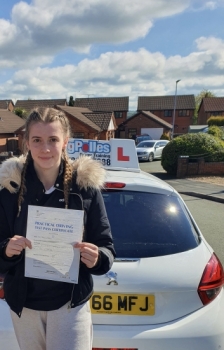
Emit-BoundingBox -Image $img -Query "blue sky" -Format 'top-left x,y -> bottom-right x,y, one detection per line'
0,0 -> 224,109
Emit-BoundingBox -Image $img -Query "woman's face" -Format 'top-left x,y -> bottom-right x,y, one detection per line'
26,121 -> 68,174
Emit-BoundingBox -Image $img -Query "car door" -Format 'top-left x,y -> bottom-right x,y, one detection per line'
154,141 -> 162,158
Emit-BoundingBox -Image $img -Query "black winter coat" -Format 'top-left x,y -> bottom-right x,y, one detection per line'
0,155 -> 115,317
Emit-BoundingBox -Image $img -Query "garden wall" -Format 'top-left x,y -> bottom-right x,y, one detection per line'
177,156 -> 224,178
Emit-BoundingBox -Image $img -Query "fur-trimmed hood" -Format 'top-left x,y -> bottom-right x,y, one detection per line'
0,155 -> 106,194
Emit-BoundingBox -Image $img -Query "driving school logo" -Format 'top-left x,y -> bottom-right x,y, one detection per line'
67,140 -> 111,154
67,139 -> 111,166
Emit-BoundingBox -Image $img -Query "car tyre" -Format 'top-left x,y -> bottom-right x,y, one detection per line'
148,153 -> 154,162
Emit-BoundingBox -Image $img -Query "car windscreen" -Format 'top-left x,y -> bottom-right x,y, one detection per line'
137,141 -> 155,148
103,190 -> 200,258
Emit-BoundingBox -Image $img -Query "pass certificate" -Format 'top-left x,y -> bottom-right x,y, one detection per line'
25,205 -> 84,284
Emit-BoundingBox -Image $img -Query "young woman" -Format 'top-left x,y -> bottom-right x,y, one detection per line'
0,107 -> 115,350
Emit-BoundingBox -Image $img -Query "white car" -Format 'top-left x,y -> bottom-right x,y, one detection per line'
0,276 -> 19,349
136,140 -> 169,162
1,139 -> 224,350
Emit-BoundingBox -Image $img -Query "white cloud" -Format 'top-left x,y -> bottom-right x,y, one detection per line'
189,0 -> 224,10
196,36 -> 224,51
1,1 -> 224,108
0,20 -> 17,45
195,36 -> 224,69
0,0 -> 190,68
1,35 -> 224,109
205,2 -> 218,9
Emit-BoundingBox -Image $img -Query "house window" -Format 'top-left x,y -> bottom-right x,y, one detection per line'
114,112 -> 123,118
164,110 -> 172,117
128,128 -> 137,139
210,111 -> 222,116
178,110 -> 190,117
73,132 -> 85,138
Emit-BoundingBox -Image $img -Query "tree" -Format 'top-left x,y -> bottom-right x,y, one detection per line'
194,90 -> 216,124
14,107 -> 28,119
68,96 -> 74,106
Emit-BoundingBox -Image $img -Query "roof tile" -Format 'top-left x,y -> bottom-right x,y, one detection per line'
138,95 -> 195,110
74,97 -> 129,111
0,100 -> 14,109
121,110 -> 172,129
83,112 -> 113,130
142,111 -> 172,128
202,97 -> 224,112
56,106 -> 101,131
14,99 -> 67,111
0,110 -> 25,133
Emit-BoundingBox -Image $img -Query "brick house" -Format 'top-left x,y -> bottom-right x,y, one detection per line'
117,111 -> 172,140
73,97 -> 129,126
0,110 -> 25,153
137,95 -> 195,136
14,99 -> 67,114
0,100 -> 15,112
198,97 -> 224,125
56,105 -> 117,140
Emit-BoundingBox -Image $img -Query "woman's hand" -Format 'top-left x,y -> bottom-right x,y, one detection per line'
5,235 -> 32,258
74,242 -> 99,268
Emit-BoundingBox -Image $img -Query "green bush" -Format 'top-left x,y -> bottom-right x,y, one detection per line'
161,133 -> 224,175
207,125 -> 224,139
207,116 -> 224,126
14,107 -> 28,119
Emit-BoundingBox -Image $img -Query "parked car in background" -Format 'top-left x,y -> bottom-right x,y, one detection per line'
188,125 -> 208,134
133,134 -> 152,145
136,139 -> 169,162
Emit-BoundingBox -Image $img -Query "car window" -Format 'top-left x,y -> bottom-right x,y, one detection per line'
137,141 -> 155,148
135,135 -> 152,144
103,190 -> 199,258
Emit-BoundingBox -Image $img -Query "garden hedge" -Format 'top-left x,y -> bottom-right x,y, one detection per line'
207,116 -> 224,126
161,133 -> 224,175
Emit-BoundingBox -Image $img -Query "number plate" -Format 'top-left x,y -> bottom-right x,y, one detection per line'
91,293 -> 155,315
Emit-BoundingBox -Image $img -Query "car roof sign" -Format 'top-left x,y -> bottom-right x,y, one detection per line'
67,138 -> 140,172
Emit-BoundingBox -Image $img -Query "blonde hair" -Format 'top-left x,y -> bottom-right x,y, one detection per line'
17,107 -> 73,216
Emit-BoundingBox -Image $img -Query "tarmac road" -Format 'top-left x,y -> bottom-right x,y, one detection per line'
181,194 -> 224,265
139,159 -> 166,176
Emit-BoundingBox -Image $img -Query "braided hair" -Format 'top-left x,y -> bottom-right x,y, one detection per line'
17,107 -> 73,216
62,149 -> 73,209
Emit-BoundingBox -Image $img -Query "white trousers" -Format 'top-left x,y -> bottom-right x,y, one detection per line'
10,302 -> 92,350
